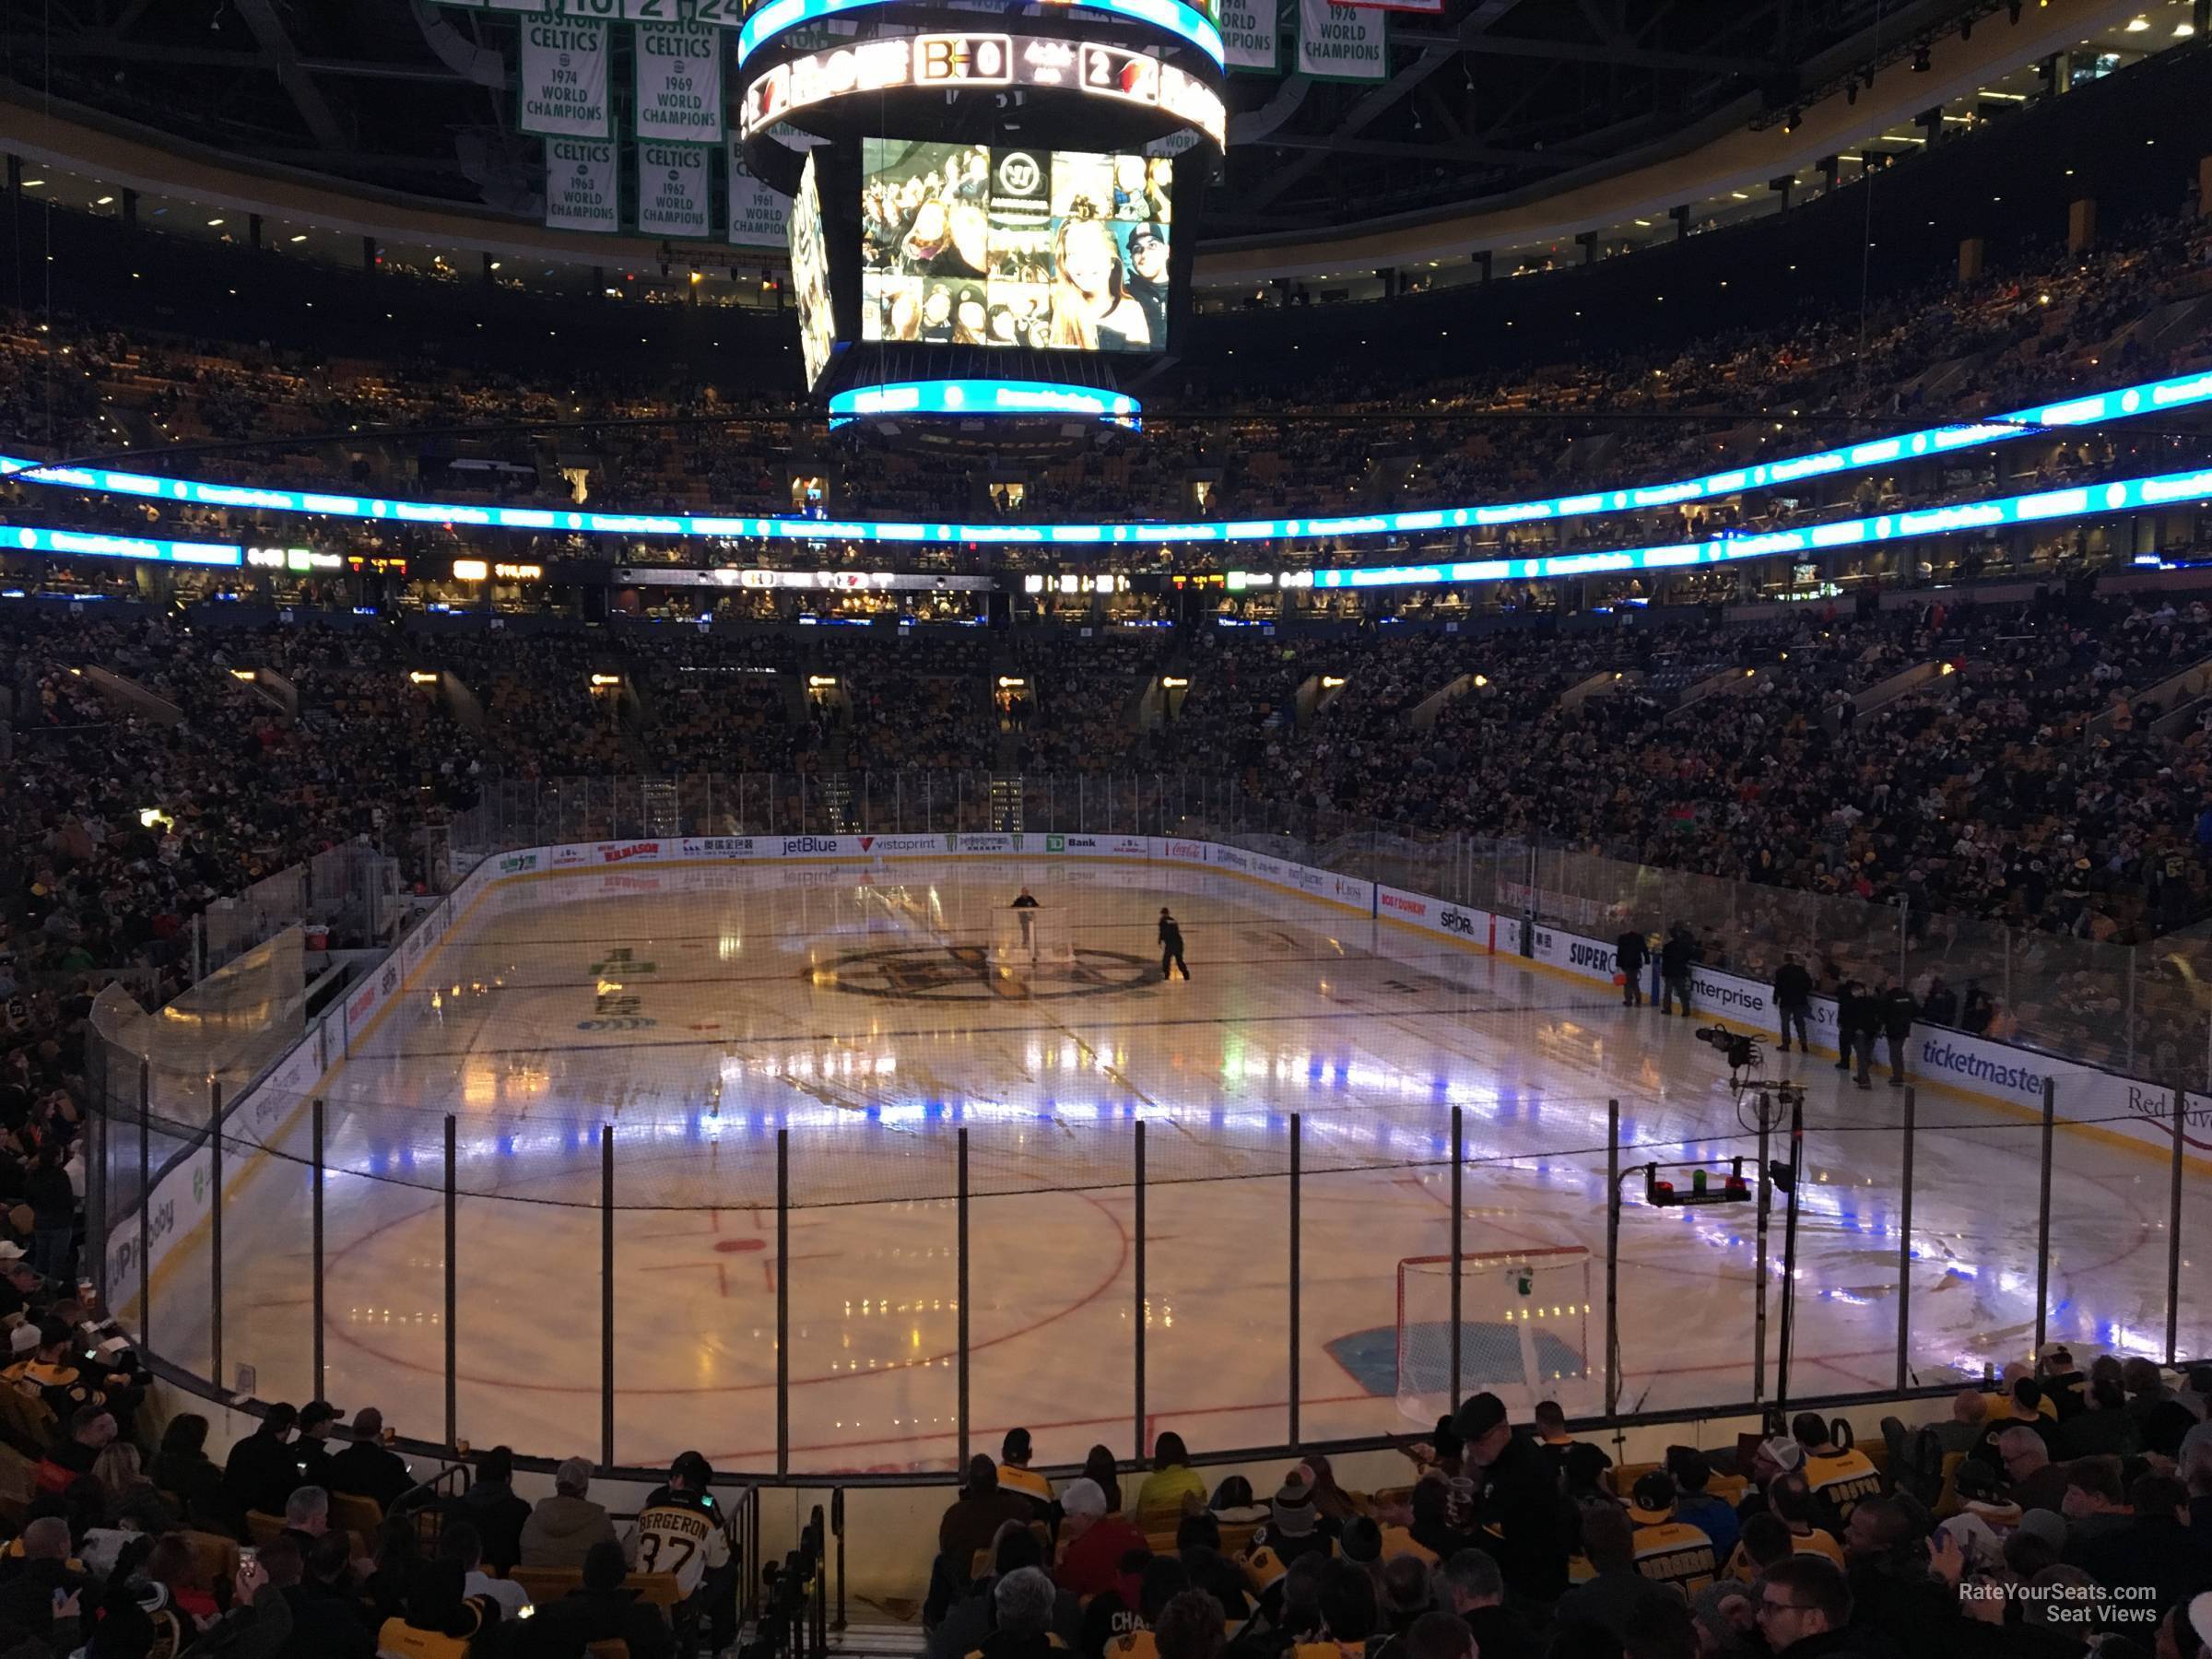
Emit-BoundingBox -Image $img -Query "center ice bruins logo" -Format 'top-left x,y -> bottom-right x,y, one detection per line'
814,943 -> 1158,1001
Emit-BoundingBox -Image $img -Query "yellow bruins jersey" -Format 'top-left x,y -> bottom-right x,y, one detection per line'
627,1498 -> 732,1596
1631,1521 -> 1717,1594
997,1464 -> 1054,1505
1802,1449 -> 1880,1521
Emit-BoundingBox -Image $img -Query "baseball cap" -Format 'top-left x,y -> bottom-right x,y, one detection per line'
0,1243 -> 26,1262
671,1450 -> 714,1488
2035,1341 -> 2074,1364
1338,1516 -> 1382,1563
2189,1591 -> 2212,1654
1128,222 -> 1166,251
8,1324 -> 40,1356
1759,1436 -> 1806,1474
300,1401 -> 345,1430
1628,1471 -> 1677,1525
2015,1509 -> 2067,1553
1002,1428 -> 1032,1463
1453,1393 -> 1509,1441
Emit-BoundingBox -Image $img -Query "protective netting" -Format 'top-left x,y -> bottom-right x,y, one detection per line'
1395,1249 -> 1601,1426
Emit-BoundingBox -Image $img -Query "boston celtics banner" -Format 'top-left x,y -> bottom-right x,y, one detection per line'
634,21 -> 724,143
545,137 -> 620,231
519,18 -> 611,137
637,141 -> 712,238
725,146 -> 789,247
1296,0 -> 1386,80
1218,0 -> 1280,72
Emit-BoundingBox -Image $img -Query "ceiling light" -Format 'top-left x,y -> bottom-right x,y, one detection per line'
206,218 -> 224,227
2124,15 -> 2149,29
94,194 -> 113,206
288,233 -> 306,242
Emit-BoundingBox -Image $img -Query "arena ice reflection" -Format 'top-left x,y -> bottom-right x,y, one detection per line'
88,785 -> 2212,1479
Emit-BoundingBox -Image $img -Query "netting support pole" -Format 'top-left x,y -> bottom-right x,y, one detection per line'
1604,1100 -> 1620,1419
312,1099 -> 326,1404
1449,1106 -> 1464,1413
957,1127 -> 971,1471
1288,1113 -> 1301,1453
601,1124 -> 616,1471
776,1129 -> 790,1477
2168,1074 -> 2187,1366
1894,1088 -> 1914,1393
209,1082 -> 224,1392
443,1114 -> 457,1450
1133,1120 -> 1147,1462
2034,1079 -> 2054,1356
136,1063 -> 149,1353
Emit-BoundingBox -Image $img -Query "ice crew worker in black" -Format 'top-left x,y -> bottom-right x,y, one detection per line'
1159,909 -> 1189,980
1615,927 -> 1650,1007
1012,886 -> 1040,947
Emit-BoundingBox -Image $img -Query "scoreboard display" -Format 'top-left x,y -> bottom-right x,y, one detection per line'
740,31 -> 1225,148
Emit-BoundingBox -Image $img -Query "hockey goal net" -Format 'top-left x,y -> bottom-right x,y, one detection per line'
1395,1246 -> 1600,1426
990,905 -> 1074,970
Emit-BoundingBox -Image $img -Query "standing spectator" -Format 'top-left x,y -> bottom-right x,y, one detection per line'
1877,981 -> 1917,1088
1615,926 -> 1650,1008
1453,1393 -> 1571,1603
1658,925 -> 1696,1018
1773,954 -> 1812,1053
24,1145 -> 74,1283
520,1455 -> 618,1570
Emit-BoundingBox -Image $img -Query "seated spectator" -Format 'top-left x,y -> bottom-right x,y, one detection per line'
376,1557 -> 503,1659
2056,1372 -> 2140,1460
1664,1449 -> 1739,1559
35,1403 -> 115,1494
251,1529 -> 377,1658
1994,1427 -> 2069,1513
1134,1433 -> 1206,1532
1173,1513 -> 1252,1618
438,1516 -> 526,1620
2034,1342 -> 2089,1421
140,1532 -> 221,1640
1055,1477 -> 1147,1600
1247,1473 -> 1333,1573
512,1538 -> 675,1659
1551,1505 -> 1685,1643
2123,1358 -> 2197,1457
934,1522 -> 1077,1659
1316,1559 -> 1382,1654
1437,1547 -> 1538,1659
0,1517 -> 85,1653
626,1449 -> 735,1656
1790,1414 -> 1880,1523
223,1403 -> 302,1522
1766,1476 -> 1844,1568
1746,1555 -> 1852,1655
996,1429 -> 1054,1514
281,1484 -> 332,1556
974,1566 -> 1061,1659
1082,1447 -> 1125,1517
1151,1588 -> 1229,1659
152,1412 -> 234,1535
935,1454 -> 1038,1620
324,1406 -> 416,1515
519,1454 -> 618,1570
1622,1472 -> 1717,1594
2068,1472 -> 2208,1614
444,1444 -> 531,1576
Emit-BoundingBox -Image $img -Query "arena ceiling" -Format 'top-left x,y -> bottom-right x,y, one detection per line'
0,0 -> 2010,239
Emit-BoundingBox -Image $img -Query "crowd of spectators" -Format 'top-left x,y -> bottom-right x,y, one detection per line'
923,1366 -> 2212,1659
18,579 -> 2212,1081
2,208 -> 2211,549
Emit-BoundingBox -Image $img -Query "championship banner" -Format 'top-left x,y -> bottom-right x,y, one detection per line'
725,146 -> 789,247
1296,0 -> 1385,79
634,21 -> 725,142
1218,0 -> 1280,72
545,137 -> 621,231
637,141 -> 713,237
518,18 -> 611,137
1340,0 -> 1438,13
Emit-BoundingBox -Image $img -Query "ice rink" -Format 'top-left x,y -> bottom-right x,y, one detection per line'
168,858 -> 2211,1474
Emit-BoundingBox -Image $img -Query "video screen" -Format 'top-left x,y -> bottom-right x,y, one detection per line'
860,139 -> 1171,354
790,152 -> 837,391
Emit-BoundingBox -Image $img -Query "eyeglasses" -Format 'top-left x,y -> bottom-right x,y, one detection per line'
1756,1600 -> 1811,1618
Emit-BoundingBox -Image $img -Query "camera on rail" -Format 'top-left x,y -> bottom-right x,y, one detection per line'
1696,1025 -> 1761,1072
